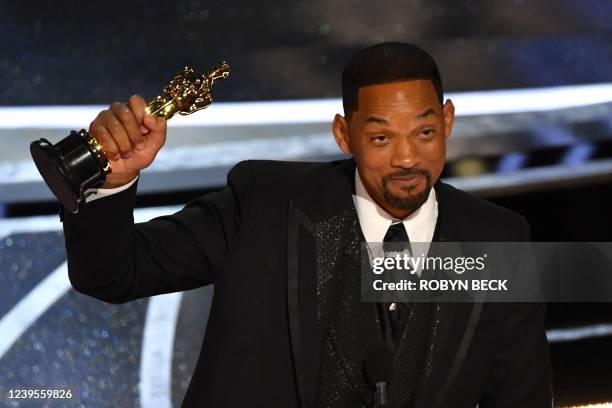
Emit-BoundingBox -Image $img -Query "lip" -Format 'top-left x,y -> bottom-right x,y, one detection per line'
386,175 -> 425,190
388,174 -> 424,183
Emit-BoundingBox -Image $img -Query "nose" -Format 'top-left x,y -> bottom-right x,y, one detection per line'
390,137 -> 419,169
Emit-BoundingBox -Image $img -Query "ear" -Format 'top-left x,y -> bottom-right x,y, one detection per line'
442,99 -> 455,141
332,114 -> 352,155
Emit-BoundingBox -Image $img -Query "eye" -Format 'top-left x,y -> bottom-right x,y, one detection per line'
371,135 -> 388,144
419,128 -> 436,139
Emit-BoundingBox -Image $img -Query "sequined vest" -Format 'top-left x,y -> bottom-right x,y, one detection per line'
314,208 -> 435,408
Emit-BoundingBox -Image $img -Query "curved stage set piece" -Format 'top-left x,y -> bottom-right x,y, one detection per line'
1,85 -> 612,407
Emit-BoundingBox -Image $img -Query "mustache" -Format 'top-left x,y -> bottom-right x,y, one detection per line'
382,168 -> 431,182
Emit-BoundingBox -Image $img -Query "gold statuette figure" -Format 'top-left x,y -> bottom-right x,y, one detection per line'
30,61 -> 231,213
145,62 -> 231,119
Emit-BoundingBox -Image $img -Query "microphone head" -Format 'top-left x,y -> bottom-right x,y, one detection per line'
364,343 -> 394,385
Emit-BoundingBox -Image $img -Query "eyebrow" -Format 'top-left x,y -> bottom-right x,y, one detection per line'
365,116 -> 389,125
365,108 -> 437,126
416,108 -> 437,119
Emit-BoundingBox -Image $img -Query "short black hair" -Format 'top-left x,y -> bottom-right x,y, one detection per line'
342,42 -> 444,117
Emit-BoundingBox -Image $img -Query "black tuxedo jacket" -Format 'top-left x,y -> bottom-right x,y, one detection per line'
63,159 -> 552,408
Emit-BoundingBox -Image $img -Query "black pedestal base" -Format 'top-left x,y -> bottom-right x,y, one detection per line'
30,130 -> 107,213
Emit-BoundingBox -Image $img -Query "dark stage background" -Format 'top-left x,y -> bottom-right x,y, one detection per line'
0,1 -> 611,407
1,0 -> 611,105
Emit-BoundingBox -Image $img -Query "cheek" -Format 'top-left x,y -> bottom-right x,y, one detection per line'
355,154 -> 388,193
420,140 -> 446,164
354,143 -> 390,170
421,142 -> 446,181
358,161 -> 386,189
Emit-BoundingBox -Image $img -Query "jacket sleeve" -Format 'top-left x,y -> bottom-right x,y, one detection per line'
479,302 -> 553,407
62,160 -> 253,304
479,216 -> 553,407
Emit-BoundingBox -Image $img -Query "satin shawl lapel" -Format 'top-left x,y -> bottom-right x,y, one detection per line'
410,181 -> 483,408
287,159 -> 373,408
287,201 -> 318,408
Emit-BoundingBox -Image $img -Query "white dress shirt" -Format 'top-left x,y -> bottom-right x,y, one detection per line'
352,169 -> 438,279
352,169 -> 438,244
85,176 -> 138,203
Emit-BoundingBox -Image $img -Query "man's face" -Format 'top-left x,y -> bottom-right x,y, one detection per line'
333,80 -> 455,219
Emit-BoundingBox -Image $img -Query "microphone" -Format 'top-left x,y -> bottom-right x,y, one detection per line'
364,343 -> 394,408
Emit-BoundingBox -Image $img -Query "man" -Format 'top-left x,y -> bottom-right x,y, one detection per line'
63,43 -> 552,407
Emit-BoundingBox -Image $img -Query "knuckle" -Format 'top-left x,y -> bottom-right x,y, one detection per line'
95,110 -> 108,123
118,138 -> 133,151
107,119 -> 124,134
111,101 -> 124,110
100,140 -> 118,156
115,105 -> 134,123
92,128 -> 118,156
90,123 -> 106,138
105,144 -> 119,156
99,109 -> 115,125
111,102 -> 133,120
117,143 -> 131,153
92,111 -> 103,124
107,126 -> 130,151
117,109 -> 134,123
130,130 -> 143,141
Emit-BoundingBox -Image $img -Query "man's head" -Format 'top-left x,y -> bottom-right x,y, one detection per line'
333,42 -> 455,219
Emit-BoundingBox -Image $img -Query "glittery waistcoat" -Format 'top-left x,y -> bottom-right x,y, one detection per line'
313,208 -> 451,408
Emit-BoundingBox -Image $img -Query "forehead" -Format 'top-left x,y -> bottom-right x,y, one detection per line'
355,80 -> 439,115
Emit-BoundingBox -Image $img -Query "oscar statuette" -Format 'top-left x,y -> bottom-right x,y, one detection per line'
30,62 -> 230,213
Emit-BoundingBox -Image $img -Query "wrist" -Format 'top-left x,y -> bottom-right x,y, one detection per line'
102,172 -> 139,189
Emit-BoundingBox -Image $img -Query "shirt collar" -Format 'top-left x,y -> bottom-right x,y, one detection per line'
352,169 -> 438,243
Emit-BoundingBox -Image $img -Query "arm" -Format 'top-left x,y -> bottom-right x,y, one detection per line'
84,175 -> 138,203
479,302 -> 553,407
63,160 -> 253,304
61,95 -> 253,304
480,216 -> 553,407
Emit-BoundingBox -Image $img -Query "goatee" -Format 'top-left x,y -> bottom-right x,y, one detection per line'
382,168 -> 432,213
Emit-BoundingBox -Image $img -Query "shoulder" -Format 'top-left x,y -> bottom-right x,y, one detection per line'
436,181 -> 522,221
224,159 -> 355,220
435,181 -> 530,241
227,159 -> 352,188
230,159 -> 347,176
